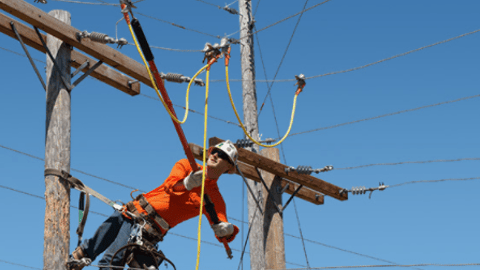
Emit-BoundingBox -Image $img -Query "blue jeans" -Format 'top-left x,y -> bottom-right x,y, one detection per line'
80,211 -> 134,270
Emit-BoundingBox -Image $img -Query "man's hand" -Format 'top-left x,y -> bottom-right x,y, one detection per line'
212,222 -> 234,238
183,170 -> 204,190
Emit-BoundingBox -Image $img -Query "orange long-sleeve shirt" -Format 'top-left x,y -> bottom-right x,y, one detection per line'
130,159 -> 238,242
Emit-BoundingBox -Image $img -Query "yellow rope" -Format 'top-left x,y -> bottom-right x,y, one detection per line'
127,23 -> 207,124
225,65 -> 299,147
195,68 -> 210,270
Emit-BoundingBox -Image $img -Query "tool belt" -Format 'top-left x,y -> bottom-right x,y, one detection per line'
125,194 -> 169,243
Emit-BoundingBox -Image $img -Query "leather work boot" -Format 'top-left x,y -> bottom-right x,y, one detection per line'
67,247 -> 92,270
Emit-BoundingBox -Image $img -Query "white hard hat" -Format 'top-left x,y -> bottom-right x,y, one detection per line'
210,140 -> 238,165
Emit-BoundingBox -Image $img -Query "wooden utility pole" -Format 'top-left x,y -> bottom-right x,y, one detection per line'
239,1 -> 265,269
261,148 -> 286,270
44,10 -> 71,270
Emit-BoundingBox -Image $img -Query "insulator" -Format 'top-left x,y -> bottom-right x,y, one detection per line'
296,165 -> 313,175
352,186 -> 367,195
164,73 -> 185,84
235,139 -> 252,148
224,7 -> 239,15
89,32 -> 110,44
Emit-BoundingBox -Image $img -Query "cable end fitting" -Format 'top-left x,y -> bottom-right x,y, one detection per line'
295,74 -> 306,95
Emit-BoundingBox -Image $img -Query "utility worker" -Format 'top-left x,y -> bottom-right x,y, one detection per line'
69,140 -> 240,270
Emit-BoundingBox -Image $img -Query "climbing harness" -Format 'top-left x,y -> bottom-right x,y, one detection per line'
125,194 -> 170,242
44,169 -> 174,270
224,42 -> 306,148
110,220 -> 176,270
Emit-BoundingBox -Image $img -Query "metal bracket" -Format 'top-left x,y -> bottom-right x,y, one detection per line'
71,60 -> 103,88
34,26 -> 72,91
255,167 -> 283,214
10,22 -> 46,91
71,60 -> 89,78
282,184 -> 303,211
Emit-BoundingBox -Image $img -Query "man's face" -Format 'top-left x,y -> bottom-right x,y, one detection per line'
207,149 -> 233,174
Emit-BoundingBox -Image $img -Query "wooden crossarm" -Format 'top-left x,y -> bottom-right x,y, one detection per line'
189,143 -> 325,205
0,12 -> 140,95
209,137 -> 348,201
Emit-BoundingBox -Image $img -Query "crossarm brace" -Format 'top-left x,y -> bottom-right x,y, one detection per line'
255,167 -> 283,214
10,22 -> 46,90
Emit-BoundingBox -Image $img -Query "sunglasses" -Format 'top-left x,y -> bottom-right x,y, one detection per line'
211,149 -> 233,165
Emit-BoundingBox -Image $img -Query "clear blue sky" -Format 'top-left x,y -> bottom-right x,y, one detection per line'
1,0 -> 479,270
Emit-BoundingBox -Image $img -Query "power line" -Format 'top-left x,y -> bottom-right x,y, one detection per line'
49,0 -> 225,39
51,0 -> 118,5
251,0 -> 332,38
0,184 -> 110,217
136,12 -> 222,39
305,28 -> 480,81
195,0 -> 239,14
214,28 -> 480,84
273,263 -> 480,270
139,93 -> 241,127
284,233 -> 422,269
390,177 -> 480,188
0,46 -> 46,63
0,144 -> 142,191
288,93 -> 480,137
0,259 -> 42,270
258,0 -> 310,116
336,158 -> 480,170
146,44 -> 203,53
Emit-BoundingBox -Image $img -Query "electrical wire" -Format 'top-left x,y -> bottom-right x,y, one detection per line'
226,63 -> 301,148
139,93 -> 241,127
213,28 -> 480,84
253,0 -> 262,16
195,0 -> 238,14
293,198 -> 310,269
284,233 -> 421,269
390,177 -> 480,188
0,144 -> 142,191
247,0 -> 332,39
0,46 -> 46,63
258,0 -> 310,116
288,93 -> 480,137
271,263 -> 480,270
253,24 -> 288,162
0,184 -> 111,217
146,44 -> 203,53
336,158 -> 480,170
0,259 -> 41,270
51,0 -> 119,5
136,12 -> 221,39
